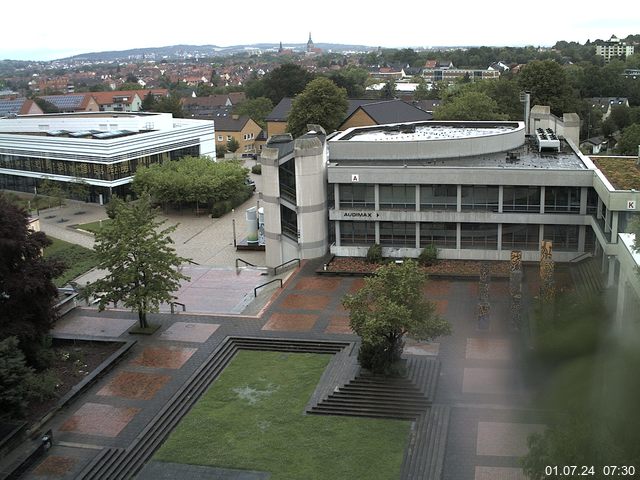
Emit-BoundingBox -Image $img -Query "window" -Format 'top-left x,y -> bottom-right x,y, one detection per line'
217,135 -> 223,141
280,205 -> 298,241
502,186 -> 540,212
379,222 -> 416,247
420,185 -> 457,210
227,135 -> 232,141
543,225 -> 578,251
501,224 -> 539,250
279,159 -> 296,203
460,223 -> 498,250
545,187 -> 580,213
340,221 -> 376,245
379,184 -> 415,210
420,222 -> 457,248
461,185 -> 498,211
339,184 -> 375,209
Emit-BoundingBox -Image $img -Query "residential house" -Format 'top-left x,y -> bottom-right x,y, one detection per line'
595,35 -> 635,62
339,99 -> 433,130
0,98 -> 44,116
214,115 -> 263,154
580,136 -> 608,155
588,97 -> 630,119
39,94 -> 100,113
91,89 -> 168,112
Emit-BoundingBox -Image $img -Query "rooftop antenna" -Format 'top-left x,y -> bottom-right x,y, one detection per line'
519,91 -> 531,136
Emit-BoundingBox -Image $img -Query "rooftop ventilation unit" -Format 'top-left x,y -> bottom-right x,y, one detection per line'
535,127 -> 560,152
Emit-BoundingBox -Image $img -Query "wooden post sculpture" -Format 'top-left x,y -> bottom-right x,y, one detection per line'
509,250 -> 523,331
477,262 -> 491,330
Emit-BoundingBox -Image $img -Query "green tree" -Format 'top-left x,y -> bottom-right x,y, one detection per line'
342,260 -> 451,374
0,337 -> 33,419
518,60 -> 579,116
233,97 -> 273,129
150,95 -> 184,118
141,91 -> 157,111
414,80 -> 431,101
434,91 -> 508,121
247,64 -> 315,104
85,195 -> 190,329
0,195 -> 64,368
609,105 -> 631,131
616,124 -> 640,155
38,178 -> 64,207
226,137 -> 240,153
286,77 -> 348,138
327,67 -> 370,97
379,80 -> 396,100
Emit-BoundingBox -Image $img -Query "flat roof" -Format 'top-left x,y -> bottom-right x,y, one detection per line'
591,156 -> 640,190
336,121 -> 519,142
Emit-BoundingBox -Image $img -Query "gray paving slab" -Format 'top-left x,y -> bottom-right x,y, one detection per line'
137,460 -> 270,479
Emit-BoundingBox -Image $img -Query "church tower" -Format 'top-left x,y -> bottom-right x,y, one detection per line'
307,32 -> 314,53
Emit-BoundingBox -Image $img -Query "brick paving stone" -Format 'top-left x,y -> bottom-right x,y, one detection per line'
348,278 -> 365,293
53,316 -> 136,337
294,277 -> 341,291
433,299 -> 449,316
424,280 -> 452,297
159,322 -> 220,343
404,338 -> 440,356
280,294 -> 331,310
475,466 -> 527,480
261,313 -> 318,332
462,367 -> 517,395
466,338 -> 512,361
324,315 -> 353,334
130,346 -> 197,369
60,403 -> 140,437
97,371 -> 171,400
476,422 -> 545,457
32,455 -> 77,476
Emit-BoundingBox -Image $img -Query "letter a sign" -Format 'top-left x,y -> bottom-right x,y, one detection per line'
351,174 -> 359,182
627,200 -> 636,210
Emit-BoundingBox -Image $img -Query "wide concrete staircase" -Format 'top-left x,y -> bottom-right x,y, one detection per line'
571,257 -> 605,298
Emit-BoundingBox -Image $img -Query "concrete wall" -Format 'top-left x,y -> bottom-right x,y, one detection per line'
529,106 -> 580,146
340,109 -> 375,130
260,146 -> 285,267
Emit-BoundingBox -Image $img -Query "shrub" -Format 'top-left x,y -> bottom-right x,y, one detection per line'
0,337 -> 33,419
211,202 -> 227,218
251,164 -> 262,175
366,244 -> 383,264
418,244 -> 438,266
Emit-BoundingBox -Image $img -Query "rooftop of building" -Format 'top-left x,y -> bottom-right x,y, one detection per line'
334,121 -> 518,142
591,156 -> 640,190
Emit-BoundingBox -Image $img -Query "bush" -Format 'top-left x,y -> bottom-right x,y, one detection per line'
211,202 -> 228,218
418,244 -> 438,266
366,244 -> 383,264
251,164 -> 262,175
24,370 -> 59,403
0,337 -> 33,419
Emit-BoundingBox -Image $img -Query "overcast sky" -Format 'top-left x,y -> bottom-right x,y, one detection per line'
3,0 -> 639,61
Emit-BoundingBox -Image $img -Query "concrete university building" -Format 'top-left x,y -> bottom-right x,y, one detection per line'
0,112 -> 215,203
260,111 -> 640,326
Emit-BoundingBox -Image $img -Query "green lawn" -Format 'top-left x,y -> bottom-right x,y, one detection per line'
76,218 -> 112,234
155,350 -> 410,480
44,237 -> 98,287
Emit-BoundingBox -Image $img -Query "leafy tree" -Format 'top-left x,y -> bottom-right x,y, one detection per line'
38,178 -> 64,207
518,60 -> 579,116
434,91 -> 508,121
246,64 -> 315,104
0,337 -> 33,418
85,195 -> 190,329
233,97 -> 273,129
286,77 -> 348,138
216,143 -> 227,159
379,80 -> 396,100
69,178 -> 89,202
226,137 -> 240,153
615,124 -> 640,155
150,95 -> 184,118
414,80 -> 431,101
0,195 -> 64,368
326,67 -> 369,97
141,92 -> 157,111
33,98 -> 60,113
609,105 -> 631,131
342,260 -> 451,374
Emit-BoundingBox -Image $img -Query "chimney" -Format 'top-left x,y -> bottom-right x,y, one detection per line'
232,114 -> 239,120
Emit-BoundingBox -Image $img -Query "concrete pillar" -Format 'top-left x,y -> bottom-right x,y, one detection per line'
607,256 -> 616,287
597,197 -> 603,220
374,184 -> 380,211
457,185 -> 462,212
334,183 -> 340,209
375,221 -> 380,244
415,222 -> 420,249
539,224 -> 545,248
605,208 -> 612,233
498,186 -> 503,213
611,212 -> 619,243
415,185 -> 420,212
497,223 -> 503,251
540,186 -> 546,214
580,187 -> 588,215
578,225 -> 586,252
335,220 -> 341,247
456,222 -> 461,250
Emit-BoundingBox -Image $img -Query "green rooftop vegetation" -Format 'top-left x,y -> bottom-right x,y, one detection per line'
592,157 -> 640,191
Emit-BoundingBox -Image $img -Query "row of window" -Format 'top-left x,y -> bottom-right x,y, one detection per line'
337,184 -> 594,213
339,221 -> 582,251
216,133 -> 255,142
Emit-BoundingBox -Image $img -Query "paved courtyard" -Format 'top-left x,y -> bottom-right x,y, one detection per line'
9,257 -> 544,480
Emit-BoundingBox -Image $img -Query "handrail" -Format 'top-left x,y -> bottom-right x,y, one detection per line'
170,302 -> 186,314
569,251 -> 593,263
273,258 -> 301,275
254,278 -> 283,297
235,258 -> 257,268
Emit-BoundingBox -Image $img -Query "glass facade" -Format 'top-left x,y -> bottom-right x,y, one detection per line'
502,186 -> 540,212
420,185 -> 457,210
543,224 -> 579,251
280,205 -> 298,240
502,224 -> 540,250
420,222 -> 457,248
379,185 -> 415,210
339,184 -> 375,209
379,222 -> 416,247
340,221 -> 376,245
460,223 -> 498,249
461,185 -> 499,211
279,159 -> 296,203
545,186 -> 580,213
